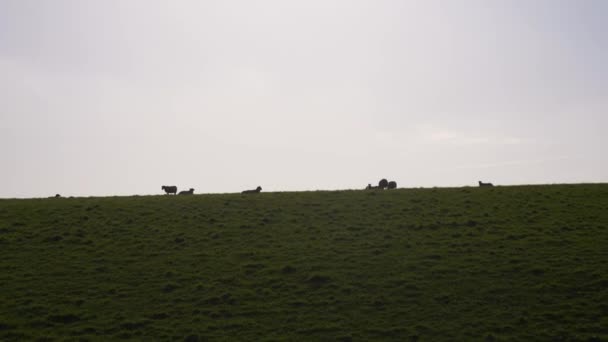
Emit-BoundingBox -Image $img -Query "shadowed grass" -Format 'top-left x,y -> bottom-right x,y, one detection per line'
0,184 -> 607,340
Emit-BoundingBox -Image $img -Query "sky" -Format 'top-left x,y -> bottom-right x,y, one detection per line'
1,0 -> 607,198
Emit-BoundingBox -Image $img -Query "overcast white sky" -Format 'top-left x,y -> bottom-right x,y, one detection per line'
1,1 -> 606,197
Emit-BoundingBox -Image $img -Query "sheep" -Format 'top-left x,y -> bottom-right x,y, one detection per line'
178,188 -> 195,195
242,186 -> 262,194
367,180 -> 397,190
379,179 -> 389,189
366,184 -> 379,190
161,185 -> 178,195
478,181 -> 494,187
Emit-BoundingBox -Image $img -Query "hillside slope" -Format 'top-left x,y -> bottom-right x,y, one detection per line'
1,184 -> 607,341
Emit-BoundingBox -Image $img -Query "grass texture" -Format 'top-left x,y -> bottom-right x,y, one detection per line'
1,184 -> 607,341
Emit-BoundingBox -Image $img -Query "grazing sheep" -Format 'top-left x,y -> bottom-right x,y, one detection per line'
161,185 -> 178,195
242,186 -> 262,194
379,179 -> 389,189
387,181 -> 397,189
478,181 -> 494,187
178,188 -> 195,195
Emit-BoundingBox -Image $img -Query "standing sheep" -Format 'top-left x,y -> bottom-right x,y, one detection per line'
378,179 -> 389,189
162,185 -> 178,195
387,181 -> 397,189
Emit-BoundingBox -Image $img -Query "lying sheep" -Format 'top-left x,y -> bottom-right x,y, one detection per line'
178,188 -> 195,195
367,179 -> 396,190
161,185 -> 178,195
242,186 -> 262,194
478,181 -> 494,187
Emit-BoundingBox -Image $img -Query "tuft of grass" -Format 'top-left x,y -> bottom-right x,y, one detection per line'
1,184 -> 607,340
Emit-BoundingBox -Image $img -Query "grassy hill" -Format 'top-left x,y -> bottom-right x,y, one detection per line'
1,184 -> 607,341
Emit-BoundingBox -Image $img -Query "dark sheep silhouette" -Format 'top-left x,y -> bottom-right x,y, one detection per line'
55,194 -> 61,198
367,179 -> 397,190
242,186 -> 262,194
178,188 -> 195,195
478,181 -> 494,187
379,179 -> 389,189
366,179 -> 397,190
162,185 -> 178,195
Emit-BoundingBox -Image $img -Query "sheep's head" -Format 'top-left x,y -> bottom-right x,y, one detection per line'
256,186 -> 262,191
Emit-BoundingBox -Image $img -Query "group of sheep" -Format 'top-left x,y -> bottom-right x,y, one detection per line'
366,178 -> 397,190
161,186 -> 194,195
160,179 -> 495,195
51,179 -> 497,198
161,185 -> 263,195
161,180 -> 401,195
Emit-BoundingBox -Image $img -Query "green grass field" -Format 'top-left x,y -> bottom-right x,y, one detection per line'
1,184 -> 607,341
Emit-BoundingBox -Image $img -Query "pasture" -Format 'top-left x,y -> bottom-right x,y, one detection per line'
0,184 -> 607,341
